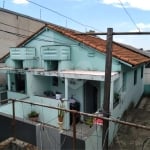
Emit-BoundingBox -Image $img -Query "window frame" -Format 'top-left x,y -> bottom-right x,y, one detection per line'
134,69 -> 137,85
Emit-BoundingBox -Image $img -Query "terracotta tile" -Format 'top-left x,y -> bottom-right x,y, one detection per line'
7,24 -> 149,67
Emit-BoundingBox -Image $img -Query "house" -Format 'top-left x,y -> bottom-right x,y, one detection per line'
0,8 -> 51,94
143,50 -> 150,95
0,24 -> 150,150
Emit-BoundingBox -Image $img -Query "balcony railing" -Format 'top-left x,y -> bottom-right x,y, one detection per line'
10,47 -> 36,60
41,45 -> 70,60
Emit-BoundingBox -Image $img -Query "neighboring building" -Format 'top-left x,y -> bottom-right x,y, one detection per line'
0,8 -> 47,61
144,50 -> 150,95
0,8 -> 47,90
0,23 -> 150,150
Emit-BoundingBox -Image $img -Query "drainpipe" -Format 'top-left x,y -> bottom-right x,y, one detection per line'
12,99 -> 16,140
65,78 -> 68,100
7,73 -> 11,91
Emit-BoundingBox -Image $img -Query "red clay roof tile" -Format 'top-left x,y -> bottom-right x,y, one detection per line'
46,24 -> 150,66
8,24 -> 149,67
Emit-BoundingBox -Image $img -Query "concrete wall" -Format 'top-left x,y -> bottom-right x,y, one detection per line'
36,124 -> 85,150
144,68 -> 150,95
0,113 -> 85,150
0,98 -> 69,130
0,8 -> 45,60
0,113 -> 37,145
6,28 -> 121,71
109,65 -> 144,144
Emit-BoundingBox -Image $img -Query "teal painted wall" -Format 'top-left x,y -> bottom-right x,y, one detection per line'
85,126 -> 102,150
26,73 -> 51,96
108,65 -> 144,144
3,27 -> 145,148
0,97 -> 69,130
6,28 -> 121,72
144,85 -> 150,95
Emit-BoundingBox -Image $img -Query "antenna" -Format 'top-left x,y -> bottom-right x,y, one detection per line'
65,19 -> 67,27
3,0 -> 5,8
40,9 -> 42,19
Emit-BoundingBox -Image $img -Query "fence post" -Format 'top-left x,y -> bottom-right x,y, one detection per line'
12,99 -> 16,140
72,111 -> 76,150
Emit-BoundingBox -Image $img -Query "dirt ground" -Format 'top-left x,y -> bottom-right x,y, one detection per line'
109,96 -> 150,150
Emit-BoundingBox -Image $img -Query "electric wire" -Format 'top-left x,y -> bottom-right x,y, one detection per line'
0,28 -> 77,46
102,127 -> 109,149
8,98 -> 150,149
0,21 -> 34,33
142,137 -> 150,150
0,29 -> 27,38
26,0 -> 99,31
0,25 -> 80,47
39,124 -> 43,150
44,126 -> 57,150
118,0 -> 140,32
113,117 -> 122,149
0,21 -> 77,45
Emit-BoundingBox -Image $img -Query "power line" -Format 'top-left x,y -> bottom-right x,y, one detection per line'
0,21 -> 34,33
0,21 -> 77,46
0,28 -> 77,46
10,99 -> 150,131
26,0 -> 99,31
118,0 -> 140,32
0,29 -> 27,38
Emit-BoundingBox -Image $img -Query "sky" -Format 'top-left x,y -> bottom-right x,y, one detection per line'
1,0 -> 150,50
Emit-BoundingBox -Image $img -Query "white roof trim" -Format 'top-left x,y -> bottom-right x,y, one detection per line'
59,70 -> 119,81
0,68 -> 120,81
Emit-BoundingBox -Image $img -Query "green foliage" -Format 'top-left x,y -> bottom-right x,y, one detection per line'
58,100 -> 65,119
28,111 -> 39,118
84,116 -> 93,127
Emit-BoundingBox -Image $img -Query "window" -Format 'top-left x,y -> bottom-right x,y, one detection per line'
122,72 -> 127,91
15,74 -> 26,93
52,77 -> 58,86
113,92 -> 120,108
145,63 -> 150,68
134,70 -> 137,85
0,91 -> 7,105
113,79 -> 120,108
141,66 -> 144,79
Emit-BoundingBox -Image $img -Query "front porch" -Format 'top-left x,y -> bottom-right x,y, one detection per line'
0,99 -> 103,150
0,68 -> 120,128
0,68 -> 120,149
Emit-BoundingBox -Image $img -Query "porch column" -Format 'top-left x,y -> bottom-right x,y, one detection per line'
100,82 -> 104,108
110,81 -> 114,111
65,78 -> 69,100
7,73 -> 11,91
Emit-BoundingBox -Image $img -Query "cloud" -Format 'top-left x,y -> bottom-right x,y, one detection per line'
137,23 -> 150,30
100,0 -> 150,11
129,23 -> 150,32
12,0 -> 28,4
65,0 -> 84,2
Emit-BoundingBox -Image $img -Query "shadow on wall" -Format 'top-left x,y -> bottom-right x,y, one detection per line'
0,113 -> 37,146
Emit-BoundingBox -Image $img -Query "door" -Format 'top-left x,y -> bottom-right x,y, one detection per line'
84,81 -> 98,113
15,74 -> 26,93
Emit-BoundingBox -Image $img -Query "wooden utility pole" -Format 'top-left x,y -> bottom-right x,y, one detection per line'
102,28 -> 113,150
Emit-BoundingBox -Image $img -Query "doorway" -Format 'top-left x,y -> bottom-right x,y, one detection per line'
84,81 -> 98,113
15,74 -> 26,93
